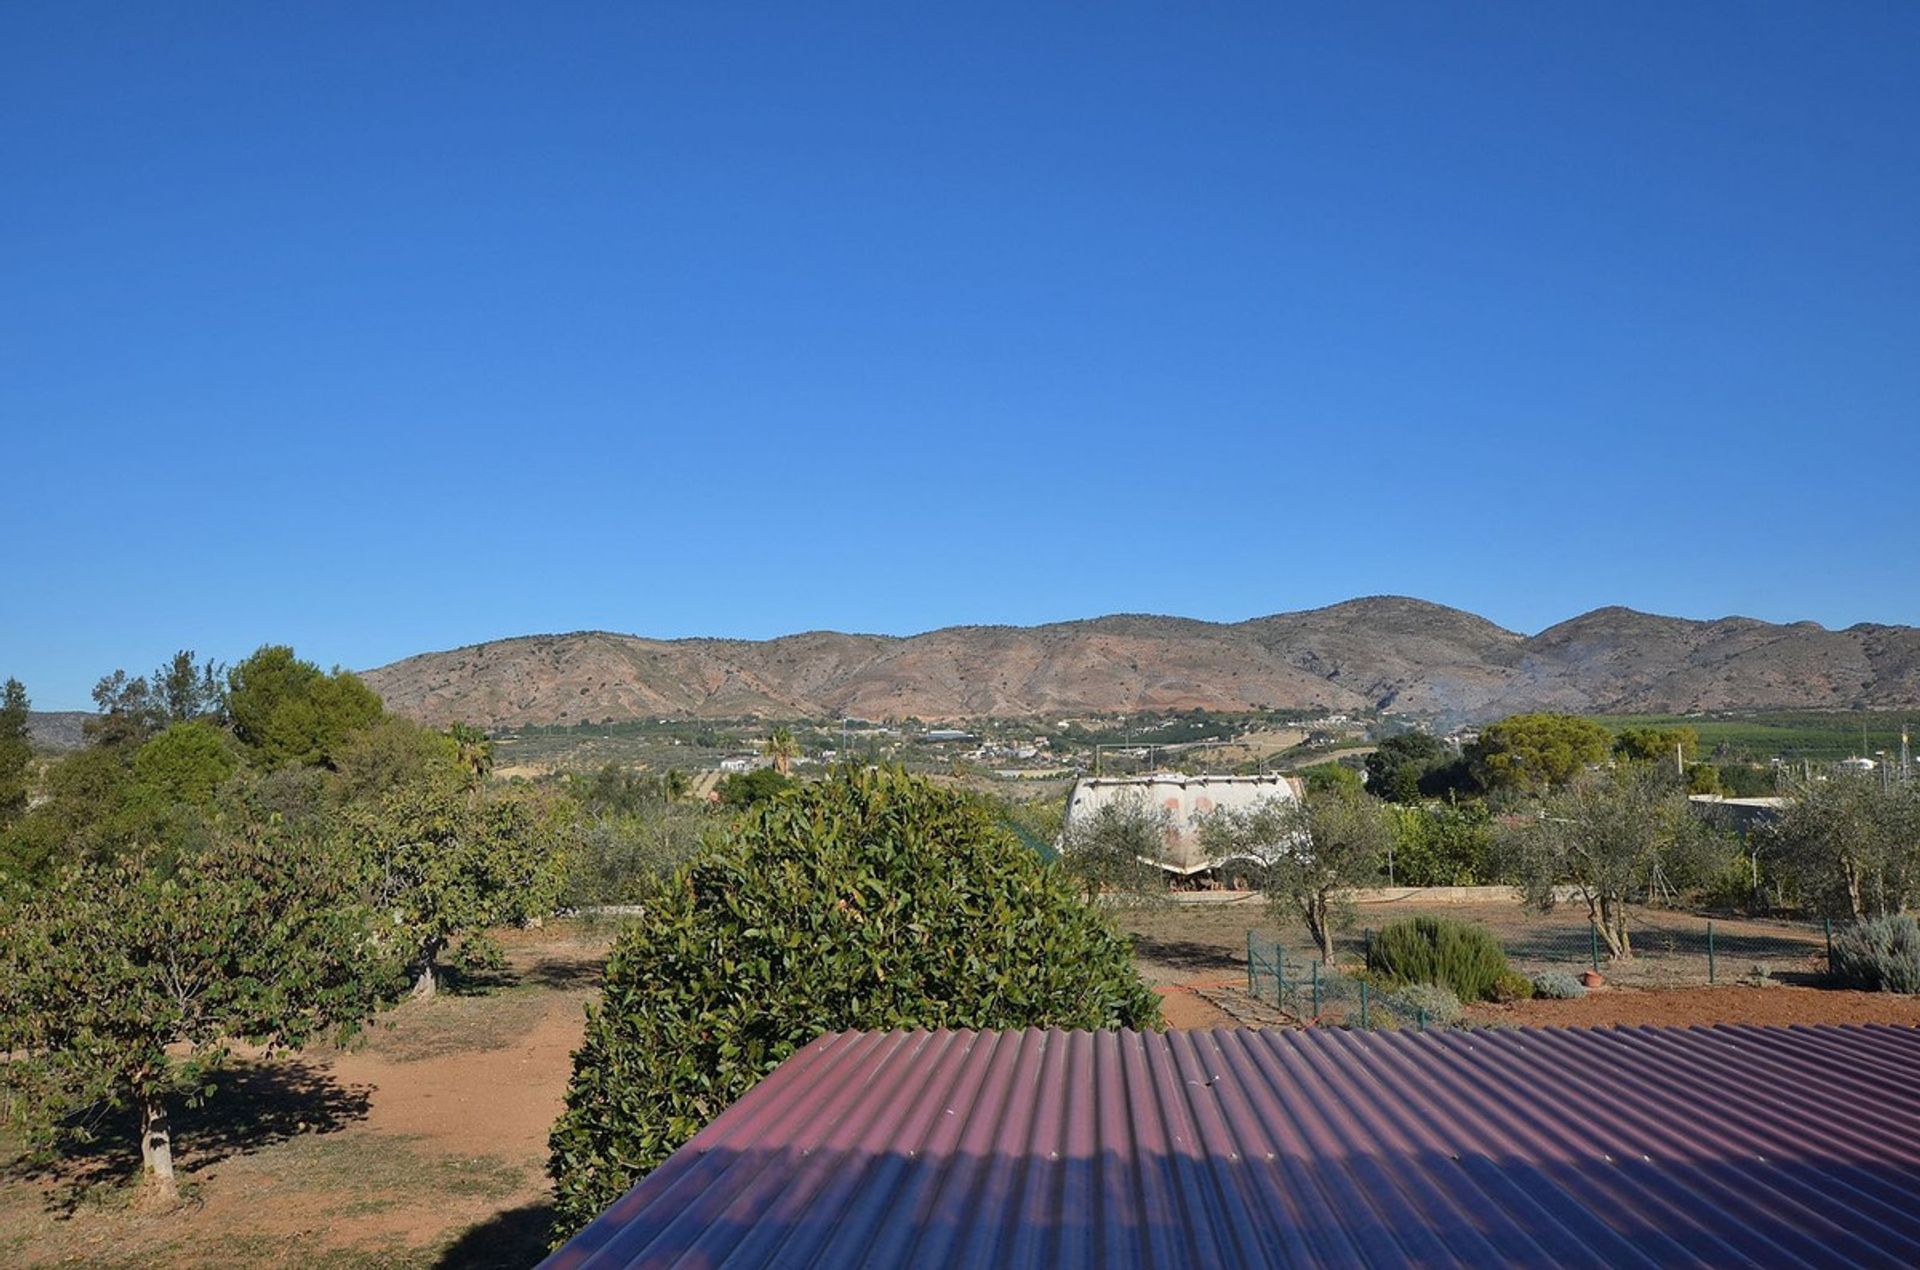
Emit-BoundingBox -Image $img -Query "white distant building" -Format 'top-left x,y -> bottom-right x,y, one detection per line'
1838,756 -> 1878,773
1063,772 -> 1304,878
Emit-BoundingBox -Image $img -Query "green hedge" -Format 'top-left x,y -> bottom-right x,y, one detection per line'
546,766 -> 1161,1239
1366,915 -> 1511,1002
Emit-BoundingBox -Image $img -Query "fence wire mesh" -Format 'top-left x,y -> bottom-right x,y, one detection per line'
1245,912 -> 1837,1028
1245,932 -> 1439,1030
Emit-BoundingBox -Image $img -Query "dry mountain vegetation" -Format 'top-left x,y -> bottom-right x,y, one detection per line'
361,597 -> 1920,728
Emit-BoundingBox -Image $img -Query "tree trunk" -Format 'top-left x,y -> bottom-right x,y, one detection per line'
1308,892 -> 1336,964
412,939 -> 444,1000
1596,894 -> 1632,961
140,1095 -> 177,1203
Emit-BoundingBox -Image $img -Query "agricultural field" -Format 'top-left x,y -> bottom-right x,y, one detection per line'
1587,710 -> 1914,764
487,709 -> 1350,783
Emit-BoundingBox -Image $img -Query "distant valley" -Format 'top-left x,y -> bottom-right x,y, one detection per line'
354,597 -> 1920,730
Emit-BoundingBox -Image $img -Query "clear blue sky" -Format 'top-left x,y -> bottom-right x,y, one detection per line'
5,4 -> 1917,709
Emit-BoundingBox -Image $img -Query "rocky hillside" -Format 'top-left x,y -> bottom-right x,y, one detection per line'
26,711 -> 91,752
359,597 -> 1920,728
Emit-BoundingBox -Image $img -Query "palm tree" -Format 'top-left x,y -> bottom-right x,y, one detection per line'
763,727 -> 798,777
449,723 -> 493,790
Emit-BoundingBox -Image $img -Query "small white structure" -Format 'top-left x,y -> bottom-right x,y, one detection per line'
1064,772 -> 1304,878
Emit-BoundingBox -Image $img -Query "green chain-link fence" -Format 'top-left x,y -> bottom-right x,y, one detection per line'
1246,932 -> 1450,1030
1426,914 -> 1833,981
1246,914 -> 1838,1027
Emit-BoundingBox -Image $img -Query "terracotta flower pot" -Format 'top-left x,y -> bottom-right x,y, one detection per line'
1580,970 -> 1606,989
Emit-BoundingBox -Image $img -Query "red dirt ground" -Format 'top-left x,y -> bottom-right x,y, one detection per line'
1469,984 -> 1920,1029
1154,983 -> 1238,1029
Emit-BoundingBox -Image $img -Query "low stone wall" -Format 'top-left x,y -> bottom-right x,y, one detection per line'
1168,885 -> 1585,905
1350,885 -> 1524,905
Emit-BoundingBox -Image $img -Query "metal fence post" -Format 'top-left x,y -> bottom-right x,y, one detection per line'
1590,923 -> 1600,971
1418,1006 -> 1427,1032
1707,921 -> 1716,985
1277,948 -> 1289,1014
1312,959 -> 1321,1019
1246,930 -> 1255,999
1360,981 -> 1370,1030
1364,927 -> 1373,966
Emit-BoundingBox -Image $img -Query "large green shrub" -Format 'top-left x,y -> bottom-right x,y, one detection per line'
546,767 -> 1161,1238
1831,915 -> 1920,993
1366,915 -> 1511,1002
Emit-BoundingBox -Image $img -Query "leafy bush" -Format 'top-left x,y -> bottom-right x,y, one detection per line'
1831,915 -> 1920,993
1383,982 -> 1463,1028
714,766 -> 793,807
547,766 -> 1161,1239
1385,802 -> 1498,887
1492,970 -> 1534,1002
1366,915 -> 1512,1001
1532,971 -> 1588,999
560,803 -> 712,906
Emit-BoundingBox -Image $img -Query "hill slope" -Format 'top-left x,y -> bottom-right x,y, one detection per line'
359,598 -> 1920,728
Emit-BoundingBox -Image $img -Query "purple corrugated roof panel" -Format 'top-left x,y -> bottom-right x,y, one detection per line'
542,1025 -> 1920,1269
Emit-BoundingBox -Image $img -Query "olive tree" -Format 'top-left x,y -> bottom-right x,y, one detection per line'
0,835 -> 388,1202
1203,785 -> 1391,963
1503,765 -> 1718,959
1766,774 -> 1920,921
1058,788 -> 1173,900
547,766 -> 1159,1238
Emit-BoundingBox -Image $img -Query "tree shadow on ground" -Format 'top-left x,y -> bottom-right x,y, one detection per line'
8,1058 -> 372,1215
515,955 -> 606,992
440,947 -> 605,996
434,1197 -> 557,1269
1128,933 -> 1243,975
443,964 -> 520,996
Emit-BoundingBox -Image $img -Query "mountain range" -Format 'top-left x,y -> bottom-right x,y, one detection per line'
355,597 -> 1920,729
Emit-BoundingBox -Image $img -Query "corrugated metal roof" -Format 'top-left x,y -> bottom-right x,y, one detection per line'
543,1025 -> 1920,1269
